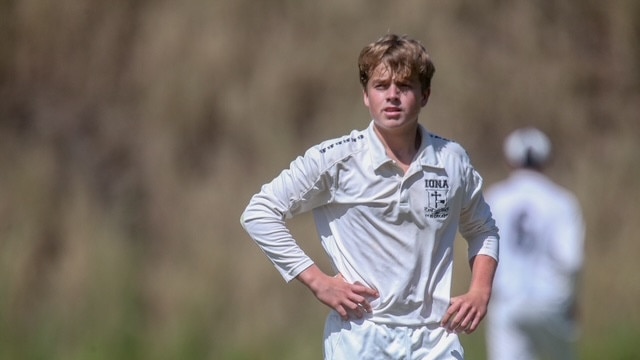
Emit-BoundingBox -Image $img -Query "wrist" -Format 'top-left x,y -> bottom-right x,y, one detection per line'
296,265 -> 325,293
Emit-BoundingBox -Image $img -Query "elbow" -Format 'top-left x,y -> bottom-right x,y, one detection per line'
240,200 -> 285,233
239,210 -> 247,230
239,205 -> 253,232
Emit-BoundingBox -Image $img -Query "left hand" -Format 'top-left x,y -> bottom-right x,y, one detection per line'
440,289 -> 490,334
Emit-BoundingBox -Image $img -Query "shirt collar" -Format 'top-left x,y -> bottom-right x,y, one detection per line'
416,125 -> 444,168
366,121 -> 392,170
367,121 -> 444,170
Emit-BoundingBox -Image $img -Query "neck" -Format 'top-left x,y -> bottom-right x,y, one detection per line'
374,123 -> 421,166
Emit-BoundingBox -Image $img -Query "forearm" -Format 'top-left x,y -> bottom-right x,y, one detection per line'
241,150 -> 331,282
241,197 -> 314,282
468,254 -> 498,297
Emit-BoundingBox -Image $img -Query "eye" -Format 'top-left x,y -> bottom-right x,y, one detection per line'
372,82 -> 388,90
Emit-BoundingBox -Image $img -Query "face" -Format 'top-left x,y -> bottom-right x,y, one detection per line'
363,64 -> 430,132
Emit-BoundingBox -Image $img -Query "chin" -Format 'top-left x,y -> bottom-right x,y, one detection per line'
377,118 -> 411,128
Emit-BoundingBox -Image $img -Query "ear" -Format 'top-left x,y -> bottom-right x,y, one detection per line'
363,88 -> 370,107
421,88 -> 431,107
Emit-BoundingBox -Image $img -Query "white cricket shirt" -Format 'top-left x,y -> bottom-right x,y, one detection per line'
485,169 -> 584,309
241,121 -> 499,326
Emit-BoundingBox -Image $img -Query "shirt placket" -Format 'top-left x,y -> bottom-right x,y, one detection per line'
398,164 -> 421,209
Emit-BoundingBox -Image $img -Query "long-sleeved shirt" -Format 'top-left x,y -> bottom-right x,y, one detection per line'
485,169 -> 584,309
241,121 -> 499,326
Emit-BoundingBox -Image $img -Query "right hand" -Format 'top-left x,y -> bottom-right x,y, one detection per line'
297,266 -> 379,320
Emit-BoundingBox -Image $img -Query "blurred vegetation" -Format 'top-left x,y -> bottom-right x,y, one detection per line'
1,0 -> 639,359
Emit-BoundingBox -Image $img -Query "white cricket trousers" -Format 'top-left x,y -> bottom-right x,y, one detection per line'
323,312 -> 464,360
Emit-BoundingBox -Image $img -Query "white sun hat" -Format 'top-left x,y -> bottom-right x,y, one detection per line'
503,127 -> 552,168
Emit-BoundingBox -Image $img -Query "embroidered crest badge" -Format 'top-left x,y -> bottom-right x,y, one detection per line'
424,178 -> 450,218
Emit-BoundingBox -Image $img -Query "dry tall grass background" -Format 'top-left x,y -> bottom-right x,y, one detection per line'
1,1 -> 639,359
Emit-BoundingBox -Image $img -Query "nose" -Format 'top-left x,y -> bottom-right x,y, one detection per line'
386,84 -> 401,99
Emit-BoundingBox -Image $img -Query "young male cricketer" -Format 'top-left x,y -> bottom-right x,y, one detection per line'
241,34 -> 499,359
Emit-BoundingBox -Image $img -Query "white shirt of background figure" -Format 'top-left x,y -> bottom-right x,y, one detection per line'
485,127 -> 585,360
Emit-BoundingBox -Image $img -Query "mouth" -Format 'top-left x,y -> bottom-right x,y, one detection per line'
383,107 -> 402,117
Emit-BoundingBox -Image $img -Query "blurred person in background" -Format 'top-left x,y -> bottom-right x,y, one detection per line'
485,127 -> 585,360
241,34 -> 499,359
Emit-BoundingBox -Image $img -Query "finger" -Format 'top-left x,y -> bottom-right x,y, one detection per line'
440,312 -> 451,328
335,305 -> 349,321
458,305 -> 475,326
347,293 -> 373,313
360,300 -> 373,314
464,319 -> 478,334
448,315 -> 462,332
465,310 -> 485,334
441,301 -> 459,327
353,282 -> 380,298
352,304 -> 364,318
452,304 -> 473,332
349,283 -> 378,314
457,310 -> 476,333
445,307 -> 470,332
348,296 -> 371,314
345,301 -> 364,319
